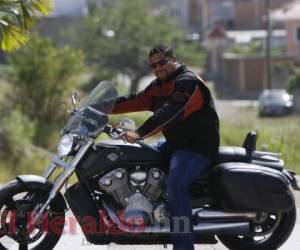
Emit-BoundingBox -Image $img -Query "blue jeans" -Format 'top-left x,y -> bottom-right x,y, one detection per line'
153,140 -> 211,250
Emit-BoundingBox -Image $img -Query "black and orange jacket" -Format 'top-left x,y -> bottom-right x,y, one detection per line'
111,65 -> 220,159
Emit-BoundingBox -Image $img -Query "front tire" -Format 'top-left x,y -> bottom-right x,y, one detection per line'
218,207 -> 296,250
0,181 -> 66,250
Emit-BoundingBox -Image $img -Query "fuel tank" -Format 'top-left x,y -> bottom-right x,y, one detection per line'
76,139 -> 162,178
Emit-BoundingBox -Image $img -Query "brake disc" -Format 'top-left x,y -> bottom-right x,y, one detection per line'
1,199 -> 44,244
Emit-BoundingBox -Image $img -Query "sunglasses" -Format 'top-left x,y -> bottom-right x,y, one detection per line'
149,58 -> 169,69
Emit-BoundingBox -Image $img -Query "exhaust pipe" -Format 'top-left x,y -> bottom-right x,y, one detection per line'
103,203 -> 250,235
195,208 -> 256,220
193,222 -> 249,235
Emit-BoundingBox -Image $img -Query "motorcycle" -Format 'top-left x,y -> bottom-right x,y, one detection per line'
0,80 -> 299,250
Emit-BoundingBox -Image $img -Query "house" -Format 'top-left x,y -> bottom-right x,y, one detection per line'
159,0 -> 202,34
272,0 -> 300,112
204,26 -> 294,98
200,0 -> 234,31
226,30 -> 286,49
50,0 -> 88,17
50,0 -> 107,16
200,0 -> 294,32
161,0 -> 294,40
231,0 -> 293,30
272,0 -> 300,56
38,0 -> 106,46
201,0 -> 299,98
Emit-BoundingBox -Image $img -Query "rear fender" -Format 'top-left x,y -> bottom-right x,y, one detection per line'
282,170 -> 300,191
15,174 -> 67,212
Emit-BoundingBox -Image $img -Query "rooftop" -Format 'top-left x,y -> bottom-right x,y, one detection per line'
207,25 -> 227,39
227,30 -> 286,43
272,0 -> 300,21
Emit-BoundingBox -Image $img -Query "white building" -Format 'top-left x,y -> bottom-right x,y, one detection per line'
51,0 -> 88,17
50,0 -> 106,17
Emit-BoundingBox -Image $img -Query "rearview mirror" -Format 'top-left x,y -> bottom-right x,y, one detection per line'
71,90 -> 80,109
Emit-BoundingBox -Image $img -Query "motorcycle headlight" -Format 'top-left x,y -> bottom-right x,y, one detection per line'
57,134 -> 75,158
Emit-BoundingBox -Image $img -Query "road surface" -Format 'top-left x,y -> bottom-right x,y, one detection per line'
53,207 -> 300,250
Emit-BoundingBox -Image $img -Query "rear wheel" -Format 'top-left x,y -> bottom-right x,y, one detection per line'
0,181 -> 66,250
218,207 -> 296,250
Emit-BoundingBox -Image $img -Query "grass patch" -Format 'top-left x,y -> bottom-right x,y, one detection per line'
220,108 -> 300,173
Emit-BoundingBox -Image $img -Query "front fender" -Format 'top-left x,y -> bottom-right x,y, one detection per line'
16,174 -> 52,190
15,174 -> 67,212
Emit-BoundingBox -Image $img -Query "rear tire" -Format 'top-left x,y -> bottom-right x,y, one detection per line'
218,207 -> 296,250
0,181 -> 66,250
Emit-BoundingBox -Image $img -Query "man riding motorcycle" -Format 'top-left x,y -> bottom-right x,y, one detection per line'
99,44 -> 220,250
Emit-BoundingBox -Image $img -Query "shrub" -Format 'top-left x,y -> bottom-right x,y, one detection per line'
287,70 -> 300,91
0,109 -> 35,161
9,36 -> 85,148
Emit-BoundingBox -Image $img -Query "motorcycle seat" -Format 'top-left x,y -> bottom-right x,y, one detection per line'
193,147 -> 253,183
218,146 -> 284,170
218,146 -> 249,164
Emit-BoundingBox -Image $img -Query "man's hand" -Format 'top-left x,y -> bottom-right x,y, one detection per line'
121,131 -> 140,144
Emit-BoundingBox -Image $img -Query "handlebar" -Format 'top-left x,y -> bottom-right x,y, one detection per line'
103,125 -> 140,143
103,125 -> 122,137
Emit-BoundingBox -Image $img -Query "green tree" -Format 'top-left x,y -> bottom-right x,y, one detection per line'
0,0 -> 52,51
9,36 -> 85,147
81,0 -> 184,93
287,70 -> 300,91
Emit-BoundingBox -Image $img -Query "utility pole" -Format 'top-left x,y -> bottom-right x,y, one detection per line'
253,0 -> 259,28
265,0 -> 272,89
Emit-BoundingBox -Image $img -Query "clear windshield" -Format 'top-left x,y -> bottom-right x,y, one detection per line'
63,81 -> 118,138
80,80 -> 118,113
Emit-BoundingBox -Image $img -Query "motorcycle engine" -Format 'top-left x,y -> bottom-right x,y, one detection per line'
153,203 -> 170,224
124,192 -> 153,225
98,167 -> 166,225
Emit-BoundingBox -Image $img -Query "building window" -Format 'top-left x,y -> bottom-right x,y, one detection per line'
171,8 -> 179,17
297,27 -> 300,42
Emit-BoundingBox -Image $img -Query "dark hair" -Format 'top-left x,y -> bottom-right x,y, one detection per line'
149,44 -> 176,59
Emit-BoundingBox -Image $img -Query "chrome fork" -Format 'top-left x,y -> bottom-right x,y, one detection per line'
28,139 -> 93,227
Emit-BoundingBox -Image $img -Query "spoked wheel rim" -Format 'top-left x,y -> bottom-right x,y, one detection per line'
0,187 -> 64,250
241,212 -> 282,244
219,207 -> 296,250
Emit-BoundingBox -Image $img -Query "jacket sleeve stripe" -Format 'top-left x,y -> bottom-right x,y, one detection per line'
137,86 -> 201,139
111,95 -> 151,114
111,86 -> 155,114
183,86 -> 205,119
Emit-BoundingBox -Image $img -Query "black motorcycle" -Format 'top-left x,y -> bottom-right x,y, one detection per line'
0,81 -> 299,250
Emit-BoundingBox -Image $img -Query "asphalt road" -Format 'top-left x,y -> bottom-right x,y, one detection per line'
7,185 -> 296,250
5,209 -> 300,250
53,206 -> 300,250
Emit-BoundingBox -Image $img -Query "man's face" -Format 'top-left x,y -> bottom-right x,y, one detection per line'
149,52 -> 177,81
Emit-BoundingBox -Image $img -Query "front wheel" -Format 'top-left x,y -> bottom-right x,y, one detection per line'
0,181 -> 66,250
218,207 -> 296,250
